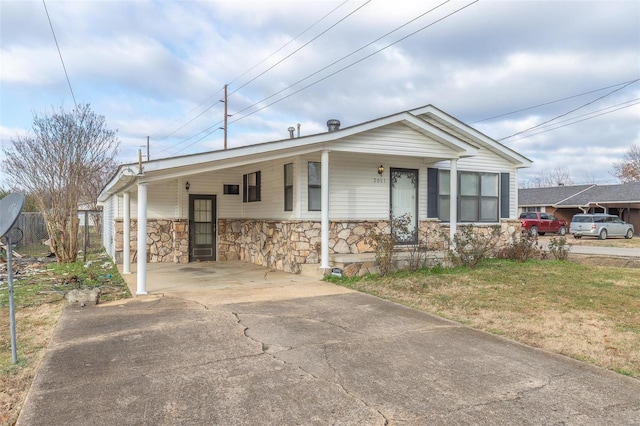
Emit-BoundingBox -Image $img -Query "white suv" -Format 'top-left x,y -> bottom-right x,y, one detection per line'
569,214 -> 634,240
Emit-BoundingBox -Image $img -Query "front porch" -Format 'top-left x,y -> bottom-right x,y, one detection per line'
118,260 -> 353,305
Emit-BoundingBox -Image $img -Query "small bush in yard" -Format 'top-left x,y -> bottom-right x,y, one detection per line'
548,236 -> 571,260
497,231 -> 541,262
446,225 -> 500,268
367,230 -> 395,276
367,213 -> 430,276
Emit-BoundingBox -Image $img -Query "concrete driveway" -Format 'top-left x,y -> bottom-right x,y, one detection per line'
18,262 -> 640,425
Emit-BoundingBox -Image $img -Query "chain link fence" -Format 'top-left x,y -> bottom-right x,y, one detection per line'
7,211 -> 103,259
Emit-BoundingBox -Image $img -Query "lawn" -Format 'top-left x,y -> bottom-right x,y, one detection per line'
0,252 -> 130,425
327,259 -> 640,378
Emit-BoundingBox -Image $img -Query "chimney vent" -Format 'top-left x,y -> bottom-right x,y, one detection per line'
327,119 -> 341,132
287,127 -> 295,139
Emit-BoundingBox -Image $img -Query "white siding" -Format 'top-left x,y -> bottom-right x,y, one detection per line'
121,180 -> 180,219
329,124 -> 459,158
102,196 -> 115,258
299,152 -> 428,221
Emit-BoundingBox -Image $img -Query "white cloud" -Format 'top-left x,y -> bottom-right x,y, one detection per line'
0,0 -> 639,185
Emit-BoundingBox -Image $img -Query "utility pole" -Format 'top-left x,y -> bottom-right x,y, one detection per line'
146,136 -> 150,161
223,84 -> 228,150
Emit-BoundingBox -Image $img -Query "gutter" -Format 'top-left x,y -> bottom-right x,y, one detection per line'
97,167 -> 138,203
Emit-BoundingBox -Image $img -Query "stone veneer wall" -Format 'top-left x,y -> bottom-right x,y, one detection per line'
217,218 -> 522,274
217,218 -> 481,274
114,219 -> 189,264
115,217 -> 522,274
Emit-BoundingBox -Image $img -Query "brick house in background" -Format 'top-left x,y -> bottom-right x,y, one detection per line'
519,183 -> 640,234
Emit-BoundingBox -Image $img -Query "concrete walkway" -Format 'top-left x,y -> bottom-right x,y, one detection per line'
18,262 -> 640,425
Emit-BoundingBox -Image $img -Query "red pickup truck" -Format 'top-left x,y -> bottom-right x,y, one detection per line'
519,212 -> 568,236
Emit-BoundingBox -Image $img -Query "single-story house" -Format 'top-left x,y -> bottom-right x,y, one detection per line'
98,105 -> 532,293
519,183 -> 640,233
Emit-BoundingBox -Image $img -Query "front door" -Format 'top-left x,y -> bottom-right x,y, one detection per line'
390,168 -> 418,244
189,195 -> 216,261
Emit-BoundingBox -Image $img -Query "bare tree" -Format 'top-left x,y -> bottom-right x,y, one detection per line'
611,144 -> 640,183
520,165 -> 574,188
2,104 -> 119,262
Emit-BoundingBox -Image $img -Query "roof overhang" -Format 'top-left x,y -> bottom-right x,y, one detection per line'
99,105 -> 528,201
410,105 -> 533,168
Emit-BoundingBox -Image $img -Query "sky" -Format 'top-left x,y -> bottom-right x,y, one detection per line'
1,0 -> 639,187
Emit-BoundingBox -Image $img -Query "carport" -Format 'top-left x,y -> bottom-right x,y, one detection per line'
118,261 -> 355,306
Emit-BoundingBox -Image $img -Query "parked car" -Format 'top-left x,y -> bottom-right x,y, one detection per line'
569,213 -> 634,240
519,212 -> 568,236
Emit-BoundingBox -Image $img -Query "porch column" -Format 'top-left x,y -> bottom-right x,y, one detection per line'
449,159 -> 458,242
123,191 -> 131,274
321,149 -> 330,270
136,183 -> 148,295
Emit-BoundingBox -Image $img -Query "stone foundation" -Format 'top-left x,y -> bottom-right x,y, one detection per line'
115,219 -> 188,264
115,217 -> 522,275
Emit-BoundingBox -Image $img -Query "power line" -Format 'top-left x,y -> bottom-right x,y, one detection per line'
228,0 -> 478,126
470,78 -> 640,124
518,97 -> 640,133
504,99 -> 640,142
166,0 -> 474,156
228,0 -> 371,97
230,0 -> 453,119
154,1 -> 352,145
499,78 -> 639,141
228,0 -> 352,89
42,0 -> 77,109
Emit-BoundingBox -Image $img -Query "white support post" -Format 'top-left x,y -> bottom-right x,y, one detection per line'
136,183 -> 148,295
449,159 -> 458,243
320,149 -> 330,270
123,191 -> 131,274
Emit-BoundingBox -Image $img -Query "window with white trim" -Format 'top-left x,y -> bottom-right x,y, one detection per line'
308,162 -> 321,211
438,170 -> 499,222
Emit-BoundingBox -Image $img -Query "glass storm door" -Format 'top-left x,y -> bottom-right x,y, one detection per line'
390,168 -> 418,244
189,195 -> 216,261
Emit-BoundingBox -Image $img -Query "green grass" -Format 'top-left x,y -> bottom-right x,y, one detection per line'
326,259 -> 640,377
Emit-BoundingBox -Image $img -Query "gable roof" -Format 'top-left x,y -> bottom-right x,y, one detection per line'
519,185 -> 595,206
555,182 -> 640,206
519,183 -> 640,208
99,104 -> 532,201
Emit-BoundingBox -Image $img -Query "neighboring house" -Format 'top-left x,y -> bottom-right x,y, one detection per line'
519,183 -> 640,234
98,105 -> 532,293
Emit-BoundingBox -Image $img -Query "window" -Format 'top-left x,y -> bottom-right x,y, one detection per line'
284,163 -> 293,211
223,184 -> 239,195
523,207 -> 541,212
243,171 -> 261,202
438,170 -> 450,222
308,162 -> 321,211
438,170 -> 499,222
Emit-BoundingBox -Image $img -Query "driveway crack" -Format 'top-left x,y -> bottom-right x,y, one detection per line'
233,311 -> 389,425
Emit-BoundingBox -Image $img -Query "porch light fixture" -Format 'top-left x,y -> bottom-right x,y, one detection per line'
378,165 -> 384,175
185,181 -> 190,191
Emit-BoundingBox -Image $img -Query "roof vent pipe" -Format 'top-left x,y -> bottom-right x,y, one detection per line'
287,127 -> 295,139
327,119 -> 340,132
297,123 -> 301,137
